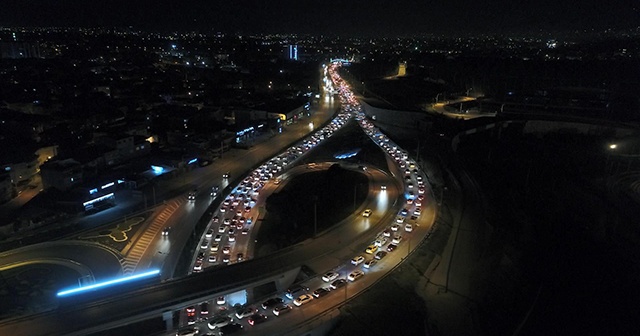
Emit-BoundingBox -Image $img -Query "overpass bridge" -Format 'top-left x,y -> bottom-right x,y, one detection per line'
0,168 -> 402,336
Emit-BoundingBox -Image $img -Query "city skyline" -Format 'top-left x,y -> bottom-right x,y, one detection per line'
1,0 -> 639,37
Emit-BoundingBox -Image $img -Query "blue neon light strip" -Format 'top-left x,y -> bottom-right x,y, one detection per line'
57,269 -> 160,297
83,193 -> 114,207
188,158 -> 198,164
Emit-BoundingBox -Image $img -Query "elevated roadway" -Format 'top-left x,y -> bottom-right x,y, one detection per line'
0,164 -> 403,336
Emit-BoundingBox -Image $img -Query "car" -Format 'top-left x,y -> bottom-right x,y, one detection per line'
413,208 -> 421,216
210,243 -> 219,252
222,255 -> 230,263
235,307 -> 258,319
186,306 -> 196,316
366,244 -> 380,253
313,287 -> 331,298
380,184 -> 387,190
330,278 -> 347,289
236,253 -> 243,262
391,224 -> 400,231
362,209 -> 372,217
208,315 -> 233,330
364,259 -> 377,268
293,294 -> 314,306
200,302 -> 209,316
351,255 -> 365,265
219,323 -> 243,335
382,230 -> 391,237
218,225 -> 227,233
406,198 -> 413,204
374,237 -> 388,247
193,261 -> 202,272
261,297 -> 284,310
348,270 -> 365,281
415,200 -> 422,207
242,228 -> 249,235
273,304 -> 292,316
396,216 -> 405,224
222,172 -> 230,179
188,190 -> 197,201
200,240 -> 209,249
322,271 -> 339,282
223,218 -> 231,225
208,255 -> 217,263
162,227 -> 171,236
228,228 -> 236,235
217,296 -> 226,305
387,244 -> 397,252
405,224 -> 413,232
285,285 -> 309,299
197,252 -> 206,261
228,234 -> 236,242
418,187 -> 425,194
205,229 -> 213,238
392,235 -> 403,244
214,234 -> 222,242
222,246 -> 231,254
213,216 -> 220,223
248,313 -> 267,326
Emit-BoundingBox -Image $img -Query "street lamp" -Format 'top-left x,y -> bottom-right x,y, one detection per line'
609,144 -> 617,150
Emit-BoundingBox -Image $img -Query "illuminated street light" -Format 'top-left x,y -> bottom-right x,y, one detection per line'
609,144 -> 617,150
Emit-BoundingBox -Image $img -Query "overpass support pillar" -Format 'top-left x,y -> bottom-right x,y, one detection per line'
275,266 -> 302,293
162,311 -> 174,332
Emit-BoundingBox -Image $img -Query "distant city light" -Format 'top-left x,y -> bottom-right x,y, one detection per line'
57,269 -> 160,297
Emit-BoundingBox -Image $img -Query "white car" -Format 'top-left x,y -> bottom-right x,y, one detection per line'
414,208 -> 421,216
404,224 -> 413,232
362,209 -> 372,217
351,255 -> 365,266
210,243 -> 219,252
391,224 -> 400,231
395,216 -> 405,224
293,294 -> 314,306
218,225 -> 227,233
208,316 -> 232,330
322,272 -> 340,282
363,259 -> 377,269
392,235 -> 403,244
214,234 -> 222,242
380,184 -> 387,190
374,236 -> 388,247
348,270 -> 365,281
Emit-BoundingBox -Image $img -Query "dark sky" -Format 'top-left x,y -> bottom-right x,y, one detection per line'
1,0 -> 638,36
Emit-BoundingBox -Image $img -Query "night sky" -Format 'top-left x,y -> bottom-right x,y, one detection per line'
1,0 -> 639,36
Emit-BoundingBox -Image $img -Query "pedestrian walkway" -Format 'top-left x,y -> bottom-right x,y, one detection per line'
120,198 -> 183,274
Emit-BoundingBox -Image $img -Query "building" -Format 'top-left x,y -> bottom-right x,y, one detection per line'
287,45 -> 299,61
40,158 -> 83,191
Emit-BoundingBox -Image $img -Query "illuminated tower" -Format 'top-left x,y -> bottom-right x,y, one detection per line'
398,61 -> 407,77
288,45 -> 298,61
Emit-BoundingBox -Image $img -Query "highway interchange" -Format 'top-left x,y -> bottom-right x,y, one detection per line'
0,62 -> 440,336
